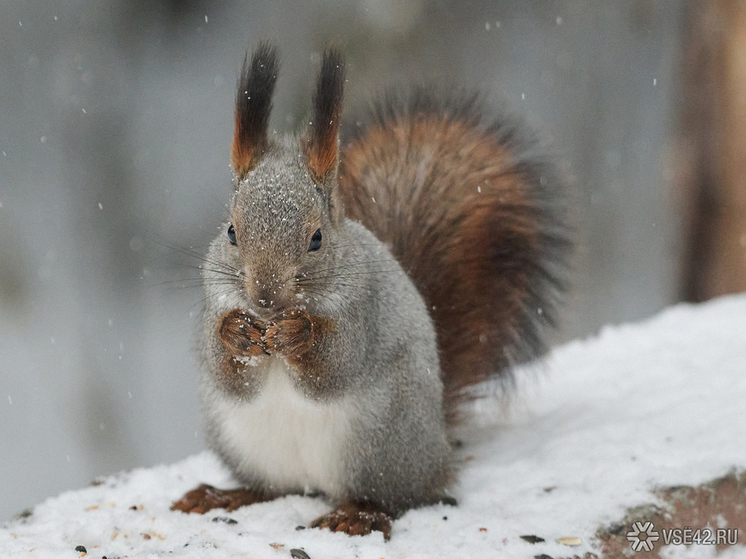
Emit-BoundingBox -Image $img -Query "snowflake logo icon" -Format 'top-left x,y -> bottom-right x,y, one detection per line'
626,521 -> 660,552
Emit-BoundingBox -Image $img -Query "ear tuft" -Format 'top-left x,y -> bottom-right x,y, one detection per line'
232,42 -> 279,179
306,46 -> 346,184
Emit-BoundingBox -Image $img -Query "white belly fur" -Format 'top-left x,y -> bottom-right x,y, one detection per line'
211,358 -> 352,496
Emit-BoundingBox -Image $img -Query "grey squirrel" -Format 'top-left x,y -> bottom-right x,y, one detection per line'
171,42 -> 569,539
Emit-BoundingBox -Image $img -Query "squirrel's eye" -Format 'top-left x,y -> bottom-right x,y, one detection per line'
308,229 -> 322,252
227,224 -> 237,245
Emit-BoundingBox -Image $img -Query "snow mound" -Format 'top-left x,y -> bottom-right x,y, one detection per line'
3,295 -> 746,558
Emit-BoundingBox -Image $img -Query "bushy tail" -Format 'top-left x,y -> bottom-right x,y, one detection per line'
338,88 -> 570,421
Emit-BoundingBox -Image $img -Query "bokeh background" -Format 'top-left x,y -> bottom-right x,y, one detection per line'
2,0 -> 744,521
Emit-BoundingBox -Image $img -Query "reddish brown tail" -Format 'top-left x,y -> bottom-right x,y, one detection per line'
338,88 -> 570,421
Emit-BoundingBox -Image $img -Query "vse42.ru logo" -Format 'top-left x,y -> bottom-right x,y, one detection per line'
626,521 -> 738,552
662,526 -> 738,546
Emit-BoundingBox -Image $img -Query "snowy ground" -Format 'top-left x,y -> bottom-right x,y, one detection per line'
2,295 -> 745,558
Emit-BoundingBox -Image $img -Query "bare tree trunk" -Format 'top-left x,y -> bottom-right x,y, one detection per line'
681,0 -> 746,301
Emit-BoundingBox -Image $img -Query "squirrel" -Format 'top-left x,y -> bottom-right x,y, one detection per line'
171,42 -> 569,540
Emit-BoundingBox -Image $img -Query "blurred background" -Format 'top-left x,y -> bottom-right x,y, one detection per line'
1,0 -> 744,521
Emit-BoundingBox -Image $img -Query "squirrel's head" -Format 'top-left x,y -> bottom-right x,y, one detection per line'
222,42 -> 346,317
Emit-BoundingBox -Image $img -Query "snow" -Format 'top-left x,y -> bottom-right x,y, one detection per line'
2,295 -> 745,558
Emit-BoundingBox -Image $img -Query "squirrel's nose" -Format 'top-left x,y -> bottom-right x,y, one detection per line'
252,289 -> 277,312
246,278 -> 287,316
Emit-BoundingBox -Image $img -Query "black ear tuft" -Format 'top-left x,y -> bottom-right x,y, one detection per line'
306,46 -> 345,184
232,41 -> 279,179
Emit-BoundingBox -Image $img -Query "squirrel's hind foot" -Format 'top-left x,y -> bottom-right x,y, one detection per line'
170,483 -> 271,514
310,502 -> 392,540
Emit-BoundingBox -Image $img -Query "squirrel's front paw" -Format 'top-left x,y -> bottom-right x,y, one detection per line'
264,309 -> 314,358
219,309 -> 268,357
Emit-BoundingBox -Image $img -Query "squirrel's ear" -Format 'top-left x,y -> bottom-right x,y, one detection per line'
305,46 -> 345,185
232,42 -> 279,180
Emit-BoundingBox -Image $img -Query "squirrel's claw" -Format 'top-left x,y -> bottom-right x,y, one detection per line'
310,503 -> 392,540
171,483 -> 269,514
219,309 -> 268,357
